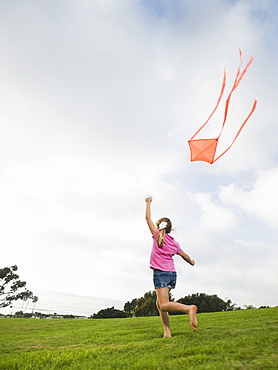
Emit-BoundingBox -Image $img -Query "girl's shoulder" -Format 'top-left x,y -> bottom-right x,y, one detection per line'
165,233 -> 174,240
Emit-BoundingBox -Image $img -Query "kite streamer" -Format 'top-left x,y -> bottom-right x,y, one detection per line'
188,50 -> 257,164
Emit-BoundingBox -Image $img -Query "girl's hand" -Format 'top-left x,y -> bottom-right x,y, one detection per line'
191,260 -> 195,266
145,195 -> 152,203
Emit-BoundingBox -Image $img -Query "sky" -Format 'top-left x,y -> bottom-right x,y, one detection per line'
1,0 -> 278,316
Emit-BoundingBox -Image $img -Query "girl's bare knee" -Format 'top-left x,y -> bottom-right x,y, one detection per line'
160,303 -> 168,312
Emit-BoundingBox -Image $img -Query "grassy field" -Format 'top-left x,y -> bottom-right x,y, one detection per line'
0,307 -> 277,369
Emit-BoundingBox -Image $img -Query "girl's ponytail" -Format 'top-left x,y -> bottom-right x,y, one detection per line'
156,218 -> 172,248
157,229 -> 166,248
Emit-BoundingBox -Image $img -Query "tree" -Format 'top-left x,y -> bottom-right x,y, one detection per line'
225,298 -> 237,311
0,265 -> 38,309
244,304 -> 256,310
14,311 -> 33,318
124,291 -> 175,317
133,291 -> 158,317
14,311 -> 24,318
123,298 -> 138,317
92,306 -> 127,319
177,293 -> 233,313
62,314 -> 76,319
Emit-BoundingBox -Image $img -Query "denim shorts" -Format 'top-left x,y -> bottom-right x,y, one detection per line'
153,269 -> 177,289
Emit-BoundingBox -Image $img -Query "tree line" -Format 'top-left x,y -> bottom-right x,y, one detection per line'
1,265 -> 269,319
91,291 -> 239,319
7,311 -> 86,319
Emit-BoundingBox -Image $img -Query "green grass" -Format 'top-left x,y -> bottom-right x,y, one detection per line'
0,308 -> 277,369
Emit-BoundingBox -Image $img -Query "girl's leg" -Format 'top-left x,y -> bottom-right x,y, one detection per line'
156,296 -> 172,338
156,287 -> 198,331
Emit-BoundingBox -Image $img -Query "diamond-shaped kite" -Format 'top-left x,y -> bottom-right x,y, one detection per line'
188,50 -> 257,164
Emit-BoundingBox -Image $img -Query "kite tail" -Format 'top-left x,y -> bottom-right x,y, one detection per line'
189,69 -> 226,141
218,49 -> 255,138
189,50 -> 254,142
212,99 -> 257,163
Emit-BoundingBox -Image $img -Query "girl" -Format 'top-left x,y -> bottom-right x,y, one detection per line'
145,196 -> 198,337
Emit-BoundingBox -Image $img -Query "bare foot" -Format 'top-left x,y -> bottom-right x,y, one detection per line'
163,330 -> 172,338
189,305 -> 198,331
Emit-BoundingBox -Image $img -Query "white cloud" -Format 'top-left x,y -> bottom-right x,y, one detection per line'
220,168 -> 278,228
194,193 -> 238,233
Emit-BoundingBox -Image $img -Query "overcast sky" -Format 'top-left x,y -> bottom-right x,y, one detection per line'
1,0 -> 278,316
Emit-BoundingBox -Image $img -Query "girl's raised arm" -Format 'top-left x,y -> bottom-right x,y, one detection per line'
145,196 -> 157,235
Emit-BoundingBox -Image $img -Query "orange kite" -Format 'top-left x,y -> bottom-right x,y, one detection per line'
188,50 -> 257,164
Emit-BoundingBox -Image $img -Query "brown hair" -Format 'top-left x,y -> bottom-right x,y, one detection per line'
156,218 -> 172,248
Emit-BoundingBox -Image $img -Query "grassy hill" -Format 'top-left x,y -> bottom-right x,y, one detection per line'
0,307 -> 277,369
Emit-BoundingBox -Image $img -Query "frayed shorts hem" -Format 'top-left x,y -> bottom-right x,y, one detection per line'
153,269 -> 177,290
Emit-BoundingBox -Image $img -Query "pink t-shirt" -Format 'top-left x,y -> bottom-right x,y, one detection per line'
149,229 -> 182,272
